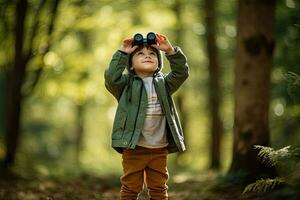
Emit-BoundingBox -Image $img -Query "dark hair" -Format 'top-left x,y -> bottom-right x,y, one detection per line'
131,46 -> 158,57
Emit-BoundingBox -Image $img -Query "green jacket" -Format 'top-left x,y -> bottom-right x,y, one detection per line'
104,47 -> 189,153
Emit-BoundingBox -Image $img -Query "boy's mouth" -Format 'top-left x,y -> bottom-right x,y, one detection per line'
143,60 -> 154,63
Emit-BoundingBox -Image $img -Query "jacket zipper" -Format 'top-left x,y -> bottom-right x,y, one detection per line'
154,75 -> 183,149
129,80 -> 143,147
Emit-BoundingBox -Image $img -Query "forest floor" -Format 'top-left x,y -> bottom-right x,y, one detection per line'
0,171 -> 293,200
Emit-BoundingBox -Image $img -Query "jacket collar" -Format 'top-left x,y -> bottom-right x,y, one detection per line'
132,70 -> 162,79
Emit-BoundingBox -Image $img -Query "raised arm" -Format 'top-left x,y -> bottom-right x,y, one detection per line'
104,38 -> 138,100
164,47 -> 189,94
151,34 -> 189,94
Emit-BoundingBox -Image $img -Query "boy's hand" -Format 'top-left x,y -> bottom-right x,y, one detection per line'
119,38 -> 138,54
152,34 -> 176,55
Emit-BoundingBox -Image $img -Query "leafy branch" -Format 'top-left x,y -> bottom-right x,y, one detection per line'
243,145 -> 300,194
286,72 -> 300,104
243,177 -> 284,193
254,145 -> 300,168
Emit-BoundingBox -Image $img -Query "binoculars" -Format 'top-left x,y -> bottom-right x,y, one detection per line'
132,32 -> 157,47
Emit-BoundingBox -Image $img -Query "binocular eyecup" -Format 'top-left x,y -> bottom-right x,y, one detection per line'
132,32 -> 157,47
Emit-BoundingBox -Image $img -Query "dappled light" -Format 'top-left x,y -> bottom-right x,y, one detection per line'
0,0 -> 299,199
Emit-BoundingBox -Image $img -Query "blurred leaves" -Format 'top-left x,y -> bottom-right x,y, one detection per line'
0,0 -> 299,178
286,72 -> 300,104
0,0 -> 299,199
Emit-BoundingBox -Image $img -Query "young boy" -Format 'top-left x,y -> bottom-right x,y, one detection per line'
104,33 -> 189,200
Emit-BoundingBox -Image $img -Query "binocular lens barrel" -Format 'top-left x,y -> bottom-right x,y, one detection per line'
132,32 -> 157,47
147,32 -> 156,40
132,33 -> 143,47
146,32 -> 156,45
134,33 -> 143,42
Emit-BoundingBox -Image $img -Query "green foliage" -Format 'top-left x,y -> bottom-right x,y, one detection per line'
286,72 -> 300,104
255,145 -> 300,171
243,177 -> 284,193
0,0 -> 298,179
0,72 -> 5,136
271,1 -> 300,149
0,0 -> 236,177
243,145 -> 300,194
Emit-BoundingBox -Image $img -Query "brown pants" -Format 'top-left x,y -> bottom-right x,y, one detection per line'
120,146 -> 169,200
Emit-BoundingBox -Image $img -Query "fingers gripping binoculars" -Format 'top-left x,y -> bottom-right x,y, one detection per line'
132,32 -> 157,47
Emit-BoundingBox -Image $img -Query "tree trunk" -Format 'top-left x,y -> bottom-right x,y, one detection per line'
75,104 -> 85,166
4,0 -> 28,169
173,0 -> 187,134
204,0 -> 223,169
173,0 -> 188,167
230,0 -> 276,180
2,0 -> 60,171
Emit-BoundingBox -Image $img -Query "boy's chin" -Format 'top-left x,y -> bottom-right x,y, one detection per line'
143,66 -> 158,72
133,66 -> 159,75
134,69 -> 158,77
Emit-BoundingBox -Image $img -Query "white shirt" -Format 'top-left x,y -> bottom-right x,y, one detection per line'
137,77 -> 168,148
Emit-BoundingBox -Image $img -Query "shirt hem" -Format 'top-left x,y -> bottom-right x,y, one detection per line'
136,143 -> 169,149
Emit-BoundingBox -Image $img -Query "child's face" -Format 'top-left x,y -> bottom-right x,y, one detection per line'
131,47 -> 159,77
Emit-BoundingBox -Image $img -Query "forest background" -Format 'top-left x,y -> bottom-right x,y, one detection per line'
0,0 -> 299,199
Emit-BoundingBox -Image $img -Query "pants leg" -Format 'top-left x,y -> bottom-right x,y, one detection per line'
144,148 -> 169,200
120,148 -> 148,200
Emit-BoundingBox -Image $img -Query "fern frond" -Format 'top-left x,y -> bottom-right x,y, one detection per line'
243,177 -> 284,194
254,145 -> 293,167
286,72 -> 300,84
285,72 -> 300,104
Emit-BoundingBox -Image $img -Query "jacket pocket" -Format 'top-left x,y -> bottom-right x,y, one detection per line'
112,114 -> 127,140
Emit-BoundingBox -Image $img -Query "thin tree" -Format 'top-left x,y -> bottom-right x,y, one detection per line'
230,0 -> 276,180
2,0 -> 60,171
172,0 -> 189,167
75,104 -> 84,166
204,0 -> 224,169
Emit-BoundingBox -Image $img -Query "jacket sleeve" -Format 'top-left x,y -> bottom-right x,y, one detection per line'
165,47 -> 189,95
104,50 -> 129,100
